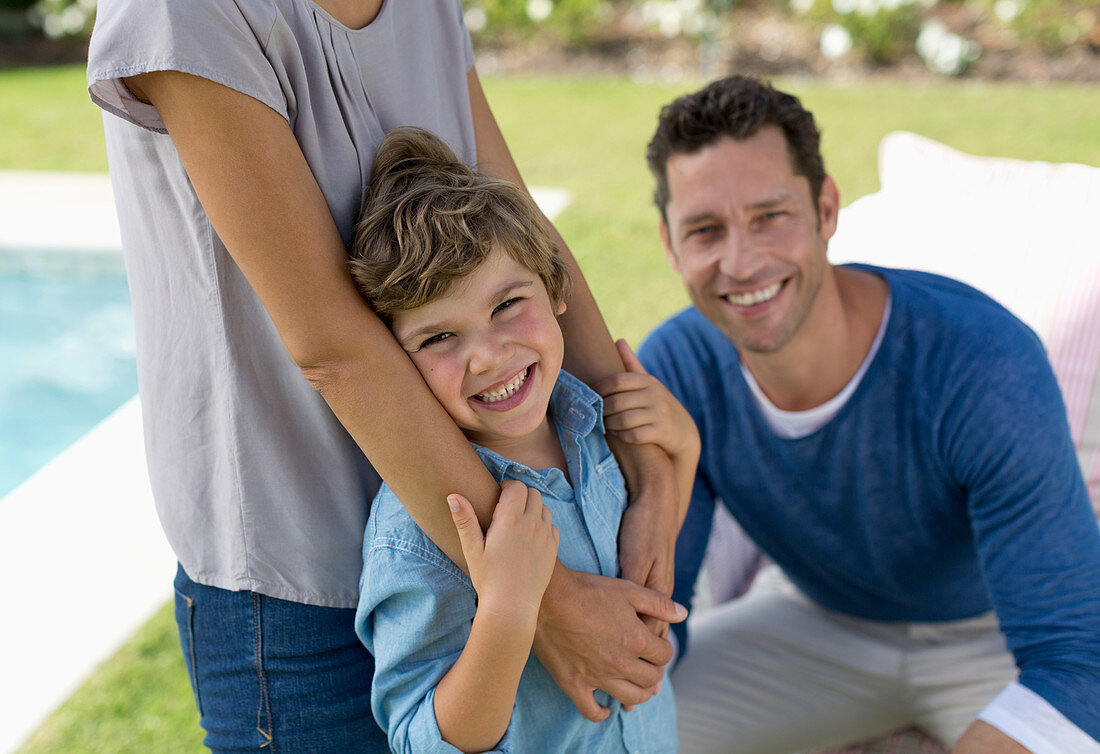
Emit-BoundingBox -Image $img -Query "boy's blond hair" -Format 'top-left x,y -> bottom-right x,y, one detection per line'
350,127 -> 571,320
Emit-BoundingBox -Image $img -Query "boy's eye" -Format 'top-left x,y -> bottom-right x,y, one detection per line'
420,332 -> 453,349
493,297 -> 522,315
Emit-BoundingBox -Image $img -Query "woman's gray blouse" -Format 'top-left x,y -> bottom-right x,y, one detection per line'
87,0 -> 478,607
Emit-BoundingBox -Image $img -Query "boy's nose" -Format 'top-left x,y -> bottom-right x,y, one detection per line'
468,333 -> 514,375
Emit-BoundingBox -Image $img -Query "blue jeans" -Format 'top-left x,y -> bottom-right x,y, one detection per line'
173,564 -> 388,753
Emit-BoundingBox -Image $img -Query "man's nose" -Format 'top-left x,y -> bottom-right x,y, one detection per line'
716,228 -> 765,281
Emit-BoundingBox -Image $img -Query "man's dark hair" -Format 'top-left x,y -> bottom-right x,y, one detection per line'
646,76 -> 826,221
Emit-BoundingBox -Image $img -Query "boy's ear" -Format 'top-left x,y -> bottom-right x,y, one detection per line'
660,220 -> 681,273
555,299 -> 567,316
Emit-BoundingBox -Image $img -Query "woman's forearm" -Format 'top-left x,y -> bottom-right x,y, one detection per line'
131,70 -> 499,567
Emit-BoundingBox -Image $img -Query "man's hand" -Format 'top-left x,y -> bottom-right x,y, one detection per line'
534,564 -> 686,721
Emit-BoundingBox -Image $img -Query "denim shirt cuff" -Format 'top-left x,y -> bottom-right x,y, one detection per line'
409,687 -> 514,754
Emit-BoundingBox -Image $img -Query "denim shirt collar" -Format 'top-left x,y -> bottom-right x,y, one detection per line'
472,370 -> 603,499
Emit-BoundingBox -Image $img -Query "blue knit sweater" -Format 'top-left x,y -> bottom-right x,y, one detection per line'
641,265 -> 1100,740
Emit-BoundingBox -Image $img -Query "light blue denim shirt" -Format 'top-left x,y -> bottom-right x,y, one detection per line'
355,370 -> 677,754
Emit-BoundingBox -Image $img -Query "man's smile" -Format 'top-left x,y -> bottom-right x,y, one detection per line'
723,280 -> 783,308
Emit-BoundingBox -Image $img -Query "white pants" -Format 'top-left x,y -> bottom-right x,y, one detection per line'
671,567 -> 1017,754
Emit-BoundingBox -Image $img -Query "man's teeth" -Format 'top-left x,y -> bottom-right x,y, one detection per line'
726,282 -> 781,307
476,368 -> 528,403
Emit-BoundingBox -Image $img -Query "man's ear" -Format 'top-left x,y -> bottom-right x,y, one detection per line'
817,175 -> 840,242
660,219 -> 681,273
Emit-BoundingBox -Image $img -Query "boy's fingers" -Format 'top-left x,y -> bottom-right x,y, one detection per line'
604,406 -> 651,431
521,485 -> 544,516
447,493 -> 484,555
592,371 -> 648,399
495,479 -> 529,520
615,338 -> 647,374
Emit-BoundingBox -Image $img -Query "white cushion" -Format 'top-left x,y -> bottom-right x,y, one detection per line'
830,132 -> 1100,510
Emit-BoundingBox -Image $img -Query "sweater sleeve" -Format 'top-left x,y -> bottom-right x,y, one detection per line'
940,325 -> 1100,741
87,0 -> 286,132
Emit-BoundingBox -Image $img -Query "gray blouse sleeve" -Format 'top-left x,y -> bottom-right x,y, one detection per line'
87,0 -> 286,132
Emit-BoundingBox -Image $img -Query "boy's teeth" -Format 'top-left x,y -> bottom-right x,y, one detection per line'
476,368 -> 528,403
726,282 -> 781,307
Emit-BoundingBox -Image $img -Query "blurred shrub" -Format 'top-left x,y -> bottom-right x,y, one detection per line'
2,0 -> 95,39
466,0 -> 618,44
798,0 -> 923,64
1003,0 -> 1100,53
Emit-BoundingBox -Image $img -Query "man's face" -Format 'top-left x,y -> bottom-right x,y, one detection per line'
660,126 -> 838,356
390,248 -> 566,454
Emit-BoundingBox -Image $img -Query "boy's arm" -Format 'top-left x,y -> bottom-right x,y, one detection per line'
596,340 -> 701,522
433,484 -> 558,753
467,66 -> 686,719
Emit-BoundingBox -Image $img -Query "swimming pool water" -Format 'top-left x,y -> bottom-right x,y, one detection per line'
0,267 -> 137,499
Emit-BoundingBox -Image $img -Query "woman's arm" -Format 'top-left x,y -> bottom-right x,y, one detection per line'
125,70 -> 500,566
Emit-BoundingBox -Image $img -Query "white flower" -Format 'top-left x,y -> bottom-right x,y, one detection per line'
790,0 -> 815,15
856,0 -> 879,16
879,0 -> 903,11
916,19 -> 946,60
993,0 -> 1020,22
465,6 -> 487,32
60,4 -> 86,33
641,0 -> 703,37
832,0 -> 858,14
42,13 -> 65,39
526,0 -> 553,23
820,24 -> 853,59
917,21 -> 980,75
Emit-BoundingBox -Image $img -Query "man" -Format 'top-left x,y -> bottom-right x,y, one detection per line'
638,76 -> 1100,754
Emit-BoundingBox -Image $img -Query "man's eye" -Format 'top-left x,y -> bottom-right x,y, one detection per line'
686,225 -> 718,239
493,297 -> 522,315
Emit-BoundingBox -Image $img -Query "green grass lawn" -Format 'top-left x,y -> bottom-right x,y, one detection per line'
6,63 -> 1100,752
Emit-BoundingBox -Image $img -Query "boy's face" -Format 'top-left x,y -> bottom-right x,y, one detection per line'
391,248 -> 566,452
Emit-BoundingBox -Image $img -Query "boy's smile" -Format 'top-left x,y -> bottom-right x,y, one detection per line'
391,248 -> 566,460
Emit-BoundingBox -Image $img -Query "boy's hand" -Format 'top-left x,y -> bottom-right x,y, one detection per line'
449,481 -> 559,625
596,339 -> 700,462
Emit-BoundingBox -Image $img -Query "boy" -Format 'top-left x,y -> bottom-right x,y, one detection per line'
350,128 -> 695,754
